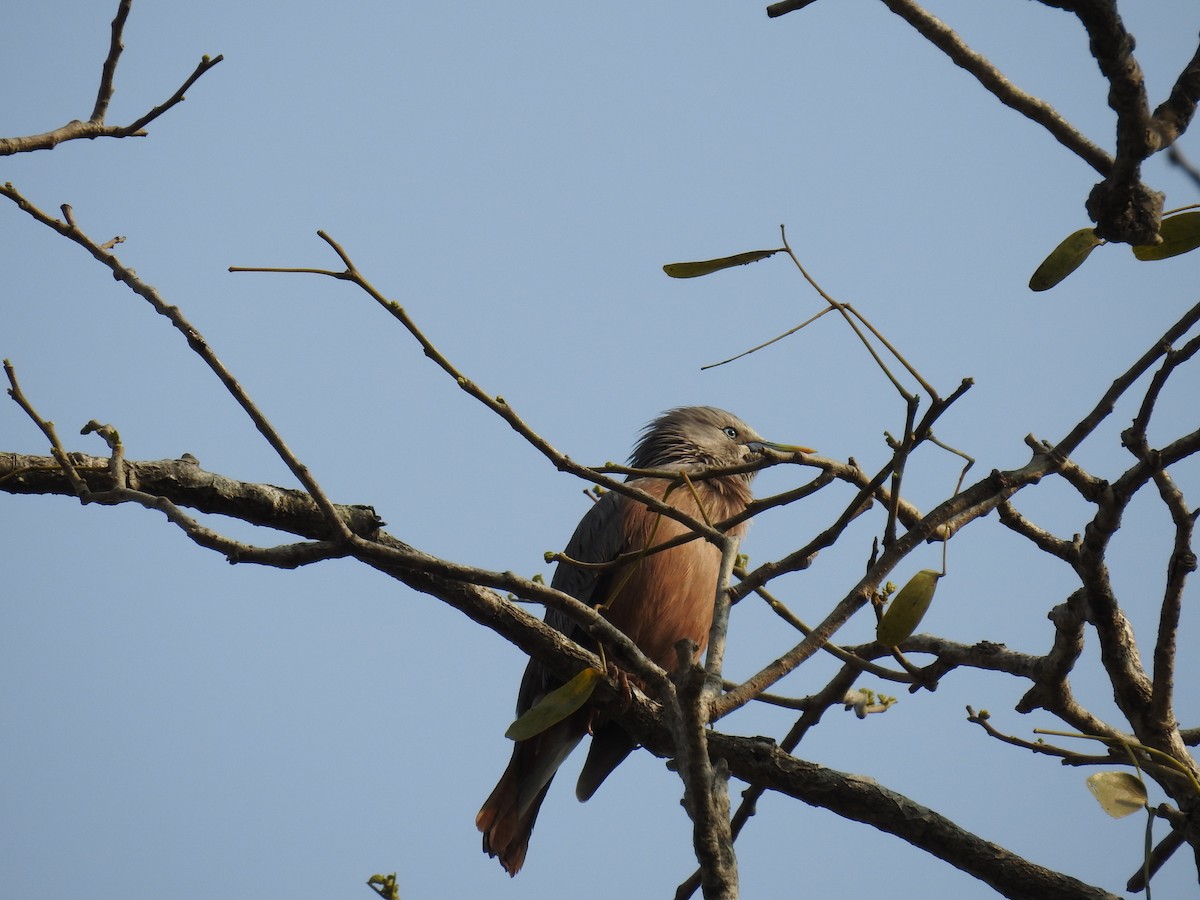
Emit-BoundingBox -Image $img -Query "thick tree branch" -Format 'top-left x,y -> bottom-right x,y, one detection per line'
1054,0 -> 1165,243
877,0 -> 1113,175
770,0 -> 1200,244
677,663 -> 863,900
768,0 -> 1112,173
673,645 -> 738,900
0,451 -> 383,540
1147,469 -> 1195,726
358,525 -> 1129,900
709,733 -> 1122,900
0,440 -> 1139,899
1151,39 -> 1200,147
5,3 -> 1199,890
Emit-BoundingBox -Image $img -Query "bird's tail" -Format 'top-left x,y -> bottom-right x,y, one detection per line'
476,763 -> 552,876
477,721 -> 582,875
575,721 -> 636,801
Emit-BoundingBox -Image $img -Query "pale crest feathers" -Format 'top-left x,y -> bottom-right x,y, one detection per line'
628,406 -> 764,474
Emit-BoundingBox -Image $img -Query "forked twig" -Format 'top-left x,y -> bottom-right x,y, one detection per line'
0,0 -> 223,155
0,185 -> 351,543
232,232 -> 763,547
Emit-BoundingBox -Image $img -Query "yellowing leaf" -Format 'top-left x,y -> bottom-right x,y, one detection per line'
504,667 -> 601,741
1132,211 -> 1200,260
663,249 -> 780,278
1029,228 -> 1102,292
1085,771 -> 1147,818
876,569 -> 942,647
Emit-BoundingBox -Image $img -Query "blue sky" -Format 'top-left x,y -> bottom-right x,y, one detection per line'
4,2 -> 1200,897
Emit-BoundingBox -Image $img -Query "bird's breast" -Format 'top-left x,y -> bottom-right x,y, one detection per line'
602,478 -> 749,671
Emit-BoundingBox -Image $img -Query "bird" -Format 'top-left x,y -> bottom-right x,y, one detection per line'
476,406 -> 807,875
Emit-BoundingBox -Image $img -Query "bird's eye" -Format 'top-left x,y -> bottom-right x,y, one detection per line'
723,426 -> 738,439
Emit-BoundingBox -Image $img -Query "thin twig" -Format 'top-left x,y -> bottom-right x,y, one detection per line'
231,232 -> 753,548
91,0 -> 133,122
751,582 -> 911,681
3,360 -> 90,496
996,498 -> 1078,562
883,396 -> 920,548
701,305 -> 835,370
0,0 -> 222,158
0,185 -> 352,544
1054,299 -> 1200,458
1166,145 -> 1200,191
779,226 -> 920,401
703,536 -> 743,684
966,707 -> 1112,762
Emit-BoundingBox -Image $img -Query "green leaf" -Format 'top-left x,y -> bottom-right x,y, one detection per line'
1085,771 -> 1147,818
1029,228 -> 1102,292
366,873 -> 401,900
663,249 -> 780,278
876,569 -> 942,647
1132,211 -> 1200,260
504,667 -> 602,741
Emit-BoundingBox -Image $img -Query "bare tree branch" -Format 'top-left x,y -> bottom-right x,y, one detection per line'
5,2 -> 1200,893
879,0 -> 1114,175
673,643 -> 738,900
1151,38 -> 1200,147
769,0 -> 1200,245
709,731 -> 1123,900
768,0 -> 1113,173
0,0 -> 222,155
1054,299 -> 1200,456
0,185 -> 351,542
0,451 -> 382,539
1167,144 -> 1200,190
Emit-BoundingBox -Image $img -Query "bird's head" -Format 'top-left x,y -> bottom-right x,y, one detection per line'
628,406 -> 812,478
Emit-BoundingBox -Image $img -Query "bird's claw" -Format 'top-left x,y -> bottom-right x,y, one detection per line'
584,663 -> 634,736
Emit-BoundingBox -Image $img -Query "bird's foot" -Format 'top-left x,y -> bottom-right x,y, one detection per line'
585,664 -> 634,735
608,662 -> 634,711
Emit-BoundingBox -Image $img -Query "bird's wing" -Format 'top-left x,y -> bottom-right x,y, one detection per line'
516,490 -> 628,714
547,489 -> 628,622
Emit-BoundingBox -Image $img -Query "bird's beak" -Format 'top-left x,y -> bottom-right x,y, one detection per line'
747,440 -> 815,456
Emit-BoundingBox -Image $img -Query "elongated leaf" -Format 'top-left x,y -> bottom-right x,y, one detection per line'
1132,211 -> 1200,260
1029,228 -> 1102,292
1085,771 -> 1147,818
504,667 -> 601,741
663,249 -> 780,279
876,569 -> 942,647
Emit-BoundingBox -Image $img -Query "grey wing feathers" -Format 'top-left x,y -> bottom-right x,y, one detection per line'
545,490 -> 628,632
516,491 -> 628,715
